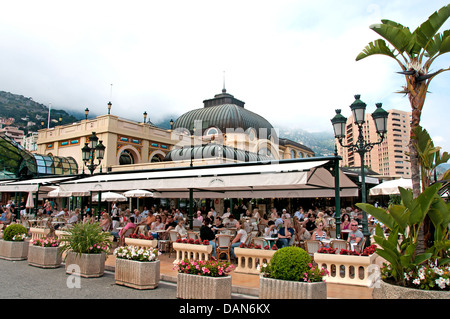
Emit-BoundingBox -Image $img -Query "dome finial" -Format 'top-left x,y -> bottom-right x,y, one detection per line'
222,70 -> 226,93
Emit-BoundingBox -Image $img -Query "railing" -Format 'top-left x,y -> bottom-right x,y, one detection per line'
314,252 -> 379,287
29,227 -> 51,241
234,247 -> 276,275
124,238 -> 158,249
172,242 -> 213,265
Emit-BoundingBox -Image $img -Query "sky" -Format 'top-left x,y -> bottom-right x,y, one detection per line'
1,0 -> 449,151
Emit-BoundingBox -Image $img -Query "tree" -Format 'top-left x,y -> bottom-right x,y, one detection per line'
356,4 -> 450,199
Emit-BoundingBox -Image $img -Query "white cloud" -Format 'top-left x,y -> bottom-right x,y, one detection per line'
0,0 -> 449,151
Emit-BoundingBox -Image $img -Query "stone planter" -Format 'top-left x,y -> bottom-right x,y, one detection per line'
115,259 -> 160,290
177,272 -> 232,299
314,252 -> 379,287
28,245 -> 62,268
234,247 -> 276,275
64,252 -> 106,278
124,238 -> 158,249
0,239 -> 29,261
372,278 -> 450,299
259,276 -> 327,299
173,243 -> 213,265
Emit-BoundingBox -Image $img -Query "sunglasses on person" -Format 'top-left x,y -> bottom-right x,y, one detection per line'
351,224 -> 358,227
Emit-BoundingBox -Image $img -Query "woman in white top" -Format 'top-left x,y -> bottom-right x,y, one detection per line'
230,220 -> 248,258
175,218 -> 188,239
150,215 -> 165,239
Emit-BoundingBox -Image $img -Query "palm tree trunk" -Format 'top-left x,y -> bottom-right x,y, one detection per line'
408,83 -> 426,252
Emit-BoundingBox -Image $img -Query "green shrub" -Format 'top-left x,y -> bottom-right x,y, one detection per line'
3,224 -> 28,241
264,246 -> 311,281
59,222 -> 112,256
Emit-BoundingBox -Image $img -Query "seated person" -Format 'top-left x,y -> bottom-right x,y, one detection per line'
174,218 -> 188,239
111,216 -> 136,239
212,216 -> 225,235
230,221 -> 248,258
200,218 -> 216,256
277,219 -> 295,248
225,215 -> 238,228
312,220 -> 329,247
303,213 -> 317,234
264,220 -> 277,237
150,215 -> 165,239
347,221 -> 364,252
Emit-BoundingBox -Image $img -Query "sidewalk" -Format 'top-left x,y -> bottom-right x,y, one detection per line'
105,252 -> 374,299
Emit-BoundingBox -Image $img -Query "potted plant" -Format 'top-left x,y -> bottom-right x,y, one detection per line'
59,222 -> 112,278
174,258 -> 235,299
357,182 -> 450,298
259,246 -> 328,299
0,224 -> 29,261
114,245 -> 161,290
28,237 -> 62,269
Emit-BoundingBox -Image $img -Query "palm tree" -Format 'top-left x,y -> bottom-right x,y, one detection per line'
356,4 -> 450,199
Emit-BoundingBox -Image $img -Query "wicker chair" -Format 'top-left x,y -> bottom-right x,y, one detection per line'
187,231 -> 200,241
168,230 -> 180,257
304,240 -> 321,258
252,237 -> 268,248
215,234 -> 233,262
331,239 -> 349,252
118,227 -> 134,247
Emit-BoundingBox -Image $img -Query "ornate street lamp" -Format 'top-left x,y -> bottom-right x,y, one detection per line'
85,108 -> 89,120
107,101 -> 112,115
331,94 -> 389,245
82,132 -> 106,175
170,119 -> 174,130
143,111 -> 147,124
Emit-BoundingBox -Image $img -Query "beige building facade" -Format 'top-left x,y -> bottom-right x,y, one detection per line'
36,91 -> 314,174
336,109 -> 411,177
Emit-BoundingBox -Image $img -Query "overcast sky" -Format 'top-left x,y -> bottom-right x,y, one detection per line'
1,1 -> 449,150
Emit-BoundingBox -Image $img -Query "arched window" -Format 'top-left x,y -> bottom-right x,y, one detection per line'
119,150 -> 134,165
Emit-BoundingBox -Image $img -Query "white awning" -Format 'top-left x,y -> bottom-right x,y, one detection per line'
0,176 -> 77,192
58,159 -> 358,199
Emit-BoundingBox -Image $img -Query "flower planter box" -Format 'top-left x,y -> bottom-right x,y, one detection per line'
0,239 -> 29,261
124,238 -> 158,249
64,252 -> 106,278
28,245 -> 62,268
176,272 -> 232,299
172,243 -> 212,265
372,279 -> 450,299
234,247 -> 276,275
259,276 -> 327,299
314,252 -> 379,287
115,259 -> 160,290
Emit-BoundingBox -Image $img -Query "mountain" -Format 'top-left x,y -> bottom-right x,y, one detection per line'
0,91 -> 79,134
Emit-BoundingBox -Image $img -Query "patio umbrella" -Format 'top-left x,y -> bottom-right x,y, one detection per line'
369,178 -> 412,196
122,189 -> 154,198
122,189 -> 154,211
92,191 -> 127,202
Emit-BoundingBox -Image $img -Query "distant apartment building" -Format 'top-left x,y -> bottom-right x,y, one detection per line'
0,126 -> 25,145
336,109 -> 411,177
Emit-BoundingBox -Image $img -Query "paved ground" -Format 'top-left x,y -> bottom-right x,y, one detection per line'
0,258 -> 179,299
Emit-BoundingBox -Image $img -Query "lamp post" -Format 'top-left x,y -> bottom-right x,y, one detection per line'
107,101 -> 112,115
143,111 -> 147,124
85,108 -> 89,120
81,132 -> 106,175
331,94 -> 388,245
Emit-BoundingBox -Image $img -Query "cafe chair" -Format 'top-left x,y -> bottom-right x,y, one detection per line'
187,231 -> 200,241
304,240 -> 321,258
331,239 -> 349,251
118,227 -> 134,247
168,230 -> 180,257
215,234 -> 233,262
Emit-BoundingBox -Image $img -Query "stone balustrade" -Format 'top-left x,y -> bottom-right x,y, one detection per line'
29,227 -> 51,241
314,252 -> 379,287
172,242 -> 213,265
124,238 -> 158,249
234,247 -> 276,275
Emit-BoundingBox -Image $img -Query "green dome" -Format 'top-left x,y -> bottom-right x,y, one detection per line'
173,90 -> 275,139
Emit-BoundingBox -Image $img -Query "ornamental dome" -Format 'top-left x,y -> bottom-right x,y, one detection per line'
172,89 -> 276,139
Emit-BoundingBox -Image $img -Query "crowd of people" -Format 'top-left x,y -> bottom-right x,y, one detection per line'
2,197 -> 380,257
